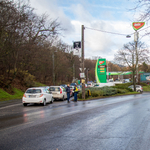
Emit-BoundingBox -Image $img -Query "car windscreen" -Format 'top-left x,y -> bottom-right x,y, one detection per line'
26,89 -> 42,93
49,87 -> 60,91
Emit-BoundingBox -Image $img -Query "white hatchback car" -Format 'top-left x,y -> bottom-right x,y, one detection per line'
128,85 -> 143,93
22,86 -> 53,106
49,86 -> 67,100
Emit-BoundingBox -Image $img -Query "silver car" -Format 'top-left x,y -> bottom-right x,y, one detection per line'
49,86 -> 67,101
128,85 -> 143,93
22,86 -> 53,106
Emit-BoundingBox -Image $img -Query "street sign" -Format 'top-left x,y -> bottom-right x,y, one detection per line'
132,22 -> 145,31
80,73 -> 85,78
81,79 -> 85,83
73,41 -> 81,55
73,41 -> 81,49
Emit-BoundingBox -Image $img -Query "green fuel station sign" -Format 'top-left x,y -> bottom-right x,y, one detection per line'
95,58 -> 107,83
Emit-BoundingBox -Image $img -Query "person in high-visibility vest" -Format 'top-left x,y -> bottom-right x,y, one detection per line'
73,85 -> 78,102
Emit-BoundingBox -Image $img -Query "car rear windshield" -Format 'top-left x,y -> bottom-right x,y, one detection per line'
26,89 -> 42,93
49,87 -> 60,91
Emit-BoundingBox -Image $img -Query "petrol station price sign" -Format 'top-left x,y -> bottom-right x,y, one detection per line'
95,58 -> 107,83
132,22 -> 145,31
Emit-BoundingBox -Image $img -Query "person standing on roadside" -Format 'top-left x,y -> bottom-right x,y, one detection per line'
66,84 -> 71,103
74,85 -> 78,102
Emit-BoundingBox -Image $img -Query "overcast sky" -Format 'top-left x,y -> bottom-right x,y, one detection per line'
29,0 -> 149,61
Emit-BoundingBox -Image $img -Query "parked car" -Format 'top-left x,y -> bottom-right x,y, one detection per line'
108,79 -> 114,82
60,84 -> 67,88
70,83 -> 77,87
94,84 -> 100,87
22,86 -> 53,106
123,79 -> 131,83
128,85 -> 143,93
49,86 -> 67,100
87,83 -> 93,87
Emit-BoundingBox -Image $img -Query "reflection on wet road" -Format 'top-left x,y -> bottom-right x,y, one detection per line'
1,93 -> 150,149
0,93 -> 150,130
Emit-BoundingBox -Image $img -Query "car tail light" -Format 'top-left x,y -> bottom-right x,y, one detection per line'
39,94 -> 43,97
60,88 -> 62,94
23,94 -> 26,98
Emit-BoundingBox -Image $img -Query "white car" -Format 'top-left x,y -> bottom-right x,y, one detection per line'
49,86 -> 67,100
128,85 -> 143,93
87,83 -> 93,87
108,79 -> 114,82
22,86 -> 53,106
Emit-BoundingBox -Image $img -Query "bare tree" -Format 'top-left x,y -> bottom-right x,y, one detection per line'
133,0 -> 150,22
0,0 -> 62,88
114,41 -> 150,90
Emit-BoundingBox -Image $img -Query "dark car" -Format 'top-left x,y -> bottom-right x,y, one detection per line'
70,83 -> 77,86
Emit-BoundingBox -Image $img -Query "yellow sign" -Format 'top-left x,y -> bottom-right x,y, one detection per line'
100,68 -> 105,70
81,79 -> 85,83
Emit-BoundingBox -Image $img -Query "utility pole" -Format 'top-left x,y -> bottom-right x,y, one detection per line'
132,22 -> 144,87
81,25 -> 85,99
135,31 -> 139,83
86,68 -> 89,83
52,52 -> 55,85
73,63 -> 75,82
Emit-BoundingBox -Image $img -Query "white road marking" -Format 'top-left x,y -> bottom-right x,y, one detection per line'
0,103 -> 21,110
0,121 -> 34,131
61,110 -> 80,116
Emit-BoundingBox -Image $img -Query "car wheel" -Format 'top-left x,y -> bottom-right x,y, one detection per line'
23,103 -> 27,106
62,96 -> 64,101
42,99 -> 46,106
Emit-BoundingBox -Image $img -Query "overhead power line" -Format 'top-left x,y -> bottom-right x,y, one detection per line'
85,26 -> 134,36
85,25 -> 150,37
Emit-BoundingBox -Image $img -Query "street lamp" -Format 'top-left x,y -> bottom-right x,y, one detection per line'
126,35 -> 131,38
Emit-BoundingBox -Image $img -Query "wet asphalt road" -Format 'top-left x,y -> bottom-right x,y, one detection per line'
1,93 -> 150,150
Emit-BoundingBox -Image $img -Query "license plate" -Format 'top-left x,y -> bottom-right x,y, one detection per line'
52,92 -> 58,94
29,95 -> 36,98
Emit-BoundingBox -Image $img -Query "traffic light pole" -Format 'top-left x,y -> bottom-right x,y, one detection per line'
81,25 -> 85,99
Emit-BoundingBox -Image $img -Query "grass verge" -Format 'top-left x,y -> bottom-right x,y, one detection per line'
77,91 -> 139,101
0,88 -> 24,102
143,85 -> 150,91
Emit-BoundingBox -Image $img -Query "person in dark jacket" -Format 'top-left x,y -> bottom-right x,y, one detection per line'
66,84 -> 71,103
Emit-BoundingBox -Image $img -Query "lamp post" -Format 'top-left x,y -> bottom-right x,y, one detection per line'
134,31 -> 139,83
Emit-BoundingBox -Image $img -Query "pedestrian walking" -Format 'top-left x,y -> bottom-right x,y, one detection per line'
74,85 -> 78,102
66,84 -> 71,103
